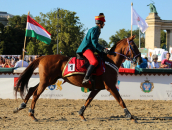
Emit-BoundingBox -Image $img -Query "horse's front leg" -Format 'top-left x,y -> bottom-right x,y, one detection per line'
78,89 -> 100,121
13,84 -> 39,113
104,81 -> 136,122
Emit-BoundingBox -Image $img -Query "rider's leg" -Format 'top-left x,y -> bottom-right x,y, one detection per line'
82,49 -> 98,84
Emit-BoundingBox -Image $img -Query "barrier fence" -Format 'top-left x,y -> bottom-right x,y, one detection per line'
0,68 -> 172,100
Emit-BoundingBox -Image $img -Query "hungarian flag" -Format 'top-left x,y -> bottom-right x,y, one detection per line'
25,15 -> 51,45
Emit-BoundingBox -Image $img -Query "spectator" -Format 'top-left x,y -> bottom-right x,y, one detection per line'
145,57 -> 153,69
136,57 -> 147,68
0,57 -> 4,68
38,54 -> 42,57
11,58 -> 16,66
122,57 -> 131,68
14,55 -> 29,67
161,52 -> 172,68
15,56 -> 19,62
3,58 -> 14,68
152,54 -> 159,68
34,55 -> 38,60
28,56 -> 33,64
120,59 -> 125,68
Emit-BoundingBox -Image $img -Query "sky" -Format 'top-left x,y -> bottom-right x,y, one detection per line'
1,0 -> 172,43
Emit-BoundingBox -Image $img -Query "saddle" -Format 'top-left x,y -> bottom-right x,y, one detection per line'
62,54 -> 105,78
62,54 -> 105,90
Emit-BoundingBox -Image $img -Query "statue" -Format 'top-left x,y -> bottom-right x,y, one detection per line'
147,2 -> 158,14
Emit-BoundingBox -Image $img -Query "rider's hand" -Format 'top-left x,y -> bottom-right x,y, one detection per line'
103,48 -> 110,54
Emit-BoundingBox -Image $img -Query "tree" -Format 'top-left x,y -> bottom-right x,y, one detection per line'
0,9 -> 86,56
25,41 -> 38,55
160,30 -> 166,48
30,9 -> 86,56
109,28 -> 145,48
0,15 -> 27,54
0,22 -> 4,33
98,38 -> 110,48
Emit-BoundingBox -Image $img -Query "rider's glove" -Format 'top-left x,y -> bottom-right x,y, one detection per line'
103,48 -> 110,54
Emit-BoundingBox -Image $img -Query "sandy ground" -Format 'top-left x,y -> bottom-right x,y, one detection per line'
0,99 -> 172,130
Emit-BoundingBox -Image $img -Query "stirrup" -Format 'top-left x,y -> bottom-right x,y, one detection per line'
82,77 -> 90,84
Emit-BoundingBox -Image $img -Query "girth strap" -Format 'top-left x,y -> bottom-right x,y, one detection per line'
105,61 -> 118,75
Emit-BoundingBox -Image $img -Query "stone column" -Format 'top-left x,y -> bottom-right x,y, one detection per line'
166,30 -> 170,51
166,30 -> 172,52
145,13 -> 162,49
169,30 -> 172,52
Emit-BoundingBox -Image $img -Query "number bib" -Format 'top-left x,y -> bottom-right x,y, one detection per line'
68,64 -> 75,71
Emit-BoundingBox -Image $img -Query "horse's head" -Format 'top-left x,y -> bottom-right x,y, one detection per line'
109,35 -> 142,66
124,35 -> 142,65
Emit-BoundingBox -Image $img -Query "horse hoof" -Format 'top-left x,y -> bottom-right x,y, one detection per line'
131,119 -> 138,123
34,118 -> 38,122
81,118 -> 86,121
13,108 -> 19,113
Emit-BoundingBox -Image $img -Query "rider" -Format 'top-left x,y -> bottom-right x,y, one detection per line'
76,13 -> 110,84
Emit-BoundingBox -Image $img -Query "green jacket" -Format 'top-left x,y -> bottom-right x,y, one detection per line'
76,26 -> 104,54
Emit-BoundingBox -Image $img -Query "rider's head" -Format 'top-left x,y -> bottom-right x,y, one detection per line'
95,13 -> 105,28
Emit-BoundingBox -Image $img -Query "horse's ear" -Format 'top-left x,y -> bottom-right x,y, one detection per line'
129,35 -> 136,41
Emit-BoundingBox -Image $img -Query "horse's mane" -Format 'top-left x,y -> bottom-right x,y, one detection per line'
110,38 -> 126,52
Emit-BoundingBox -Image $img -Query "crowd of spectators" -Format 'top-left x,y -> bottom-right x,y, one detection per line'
0,55 -> 42,68
120,52 -> 172,69
1,53 -> 172,69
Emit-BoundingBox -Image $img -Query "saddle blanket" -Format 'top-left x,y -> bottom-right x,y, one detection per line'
62,57 -> 105,77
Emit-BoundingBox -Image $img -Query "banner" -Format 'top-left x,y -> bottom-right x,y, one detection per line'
1,73 -> 172,100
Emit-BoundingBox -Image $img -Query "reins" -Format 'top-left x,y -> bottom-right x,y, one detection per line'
109,38 -> 141,61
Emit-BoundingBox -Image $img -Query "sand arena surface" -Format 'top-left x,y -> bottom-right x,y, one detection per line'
0,99 -> 172,129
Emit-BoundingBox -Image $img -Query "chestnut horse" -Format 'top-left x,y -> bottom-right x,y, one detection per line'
14,35 -> 142,122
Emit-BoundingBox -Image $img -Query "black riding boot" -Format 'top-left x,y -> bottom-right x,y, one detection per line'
82,65 -> 96,84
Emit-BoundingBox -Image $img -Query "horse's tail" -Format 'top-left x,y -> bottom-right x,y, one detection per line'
15,57 -> 43,99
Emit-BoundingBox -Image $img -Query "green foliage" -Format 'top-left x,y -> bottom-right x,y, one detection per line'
25,41 -> 38,55
109,28 -> 145,48
0,41 -> 5,54
98,38 -> 109,48
32,9 -> 86,56
0,9 -> 85,56
0,15 -> 27,55
160,30 -> 166,48
109,28 -> 167,49
0,22 -> 4,33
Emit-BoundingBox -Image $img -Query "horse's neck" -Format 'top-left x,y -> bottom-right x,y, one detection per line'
106,54 -> 124,68
107,39 -> 128,68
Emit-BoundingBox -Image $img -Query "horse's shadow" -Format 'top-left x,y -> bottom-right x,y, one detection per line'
34,115 -> 172,123
137,116 -> 172,124
98,115 -> 172,123
97,115 -> 129,121
38,117 -> 68,122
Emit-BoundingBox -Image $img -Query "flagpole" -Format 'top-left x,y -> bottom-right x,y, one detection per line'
139,28 -> 140,48
22,11 -> 30,67
131,2 -> 133,37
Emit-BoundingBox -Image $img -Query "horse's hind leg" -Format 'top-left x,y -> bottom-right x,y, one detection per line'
29,83 -> 47,121
24,83 -> 39,104
13,83 -> 39,113
78,89 -> 100,121
104,82 -> 135,121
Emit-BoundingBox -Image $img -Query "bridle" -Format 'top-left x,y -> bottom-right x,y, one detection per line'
110,38 -> 141,63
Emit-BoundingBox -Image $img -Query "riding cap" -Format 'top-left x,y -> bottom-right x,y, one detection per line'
95,13 -> 105,24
